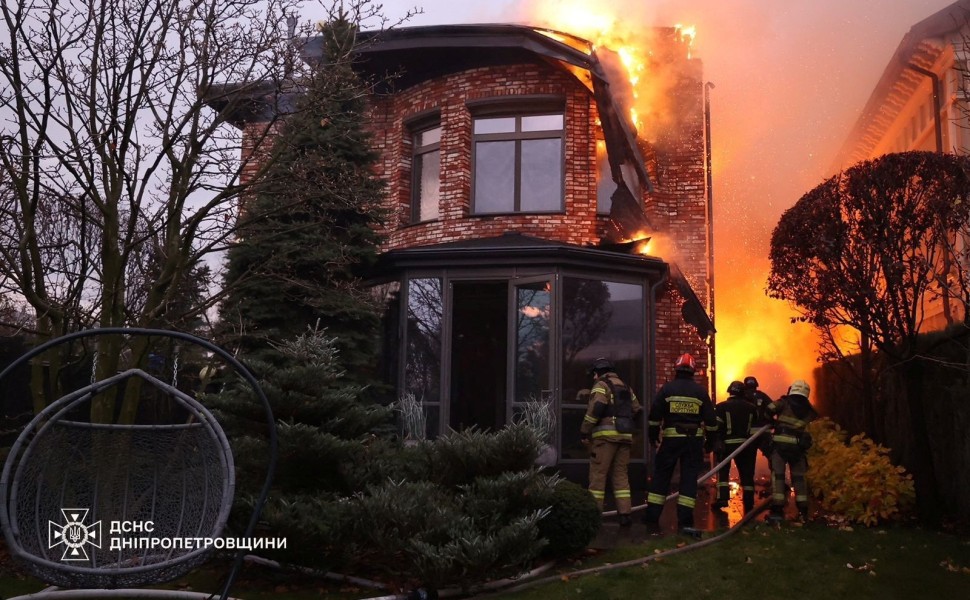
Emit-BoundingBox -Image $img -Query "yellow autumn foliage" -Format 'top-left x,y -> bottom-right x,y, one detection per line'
806,418 -> 915,526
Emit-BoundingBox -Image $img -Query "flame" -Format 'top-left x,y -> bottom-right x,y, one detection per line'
674,23 -> 696,58
521,1 -> 820,401
525,1 -> 695,137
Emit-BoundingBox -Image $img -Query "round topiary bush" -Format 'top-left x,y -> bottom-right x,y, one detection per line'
536,479 -> 601,558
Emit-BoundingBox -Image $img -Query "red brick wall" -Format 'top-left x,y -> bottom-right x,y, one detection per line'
644,57 -> 710,392
367,61 -> 610,249
239,49 -> 711,393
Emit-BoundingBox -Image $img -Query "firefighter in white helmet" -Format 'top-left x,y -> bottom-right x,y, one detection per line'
765,379 -> 818,522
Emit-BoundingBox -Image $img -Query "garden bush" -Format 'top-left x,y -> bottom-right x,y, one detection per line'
806,418 -> 915,526
534,478 -> 601,558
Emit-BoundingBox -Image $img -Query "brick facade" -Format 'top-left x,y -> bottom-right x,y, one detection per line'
236,31 -> 712,393
360,55 -> 711,391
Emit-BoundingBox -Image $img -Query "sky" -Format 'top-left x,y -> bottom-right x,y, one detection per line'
305,0 -> 958,397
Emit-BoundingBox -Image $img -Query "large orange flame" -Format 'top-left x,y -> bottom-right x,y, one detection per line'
523,0 -> 820,400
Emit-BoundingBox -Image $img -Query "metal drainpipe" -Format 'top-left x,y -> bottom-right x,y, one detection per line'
648,267 -> 669,473
905,63 -> 951,324
704,81 -> 716,396
904,63 -> 944,154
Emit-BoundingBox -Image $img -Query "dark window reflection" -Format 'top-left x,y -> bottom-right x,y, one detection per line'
515,281 -> 551,403
405,278 -> 442,407
560,277 -> 645,459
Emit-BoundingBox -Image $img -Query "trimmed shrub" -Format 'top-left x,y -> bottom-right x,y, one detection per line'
536,479 -> 601,558
807,418 -> 915,526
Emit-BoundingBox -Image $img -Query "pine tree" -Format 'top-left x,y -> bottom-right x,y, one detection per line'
209,326 -> 393,567
217,12 -> 385,379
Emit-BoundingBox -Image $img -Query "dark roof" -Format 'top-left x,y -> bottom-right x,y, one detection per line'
373,232 -> 666,275
307,24 -> 654,197
831,0 -> 970,169
372,232 -> 715,339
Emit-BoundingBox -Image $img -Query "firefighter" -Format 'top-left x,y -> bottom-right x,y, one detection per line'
643,353 -> 717,534
742,375 -> 772,427
765,379 -> 818,522
579,357 -> 641,527
712,380 -> 758,514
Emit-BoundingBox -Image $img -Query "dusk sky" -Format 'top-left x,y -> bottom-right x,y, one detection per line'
306,0 -> 959,396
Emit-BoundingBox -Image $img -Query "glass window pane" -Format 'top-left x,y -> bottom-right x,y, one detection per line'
560,408 -> 589,460
474,141 -> 515,213
561,277 -> 645,458
515,281 -> 551,403
405,278 -> 442,404
415,126 -> 441,147
520,138 -> 562,212
474,117 -> 516,134
522,114 -> 563,132
415,150 -> 440,221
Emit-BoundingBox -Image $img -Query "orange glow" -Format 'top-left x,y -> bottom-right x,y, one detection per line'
522,1 -> 820,399
713,256 -> 820,399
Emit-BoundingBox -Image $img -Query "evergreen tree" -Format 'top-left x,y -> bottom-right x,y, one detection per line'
218,11 -> 385,378
209,326 -> 393,566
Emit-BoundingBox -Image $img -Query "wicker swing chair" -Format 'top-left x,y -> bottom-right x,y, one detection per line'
0,328 -> 277,600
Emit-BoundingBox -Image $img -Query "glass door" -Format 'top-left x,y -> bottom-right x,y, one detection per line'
510,277 -> 556,426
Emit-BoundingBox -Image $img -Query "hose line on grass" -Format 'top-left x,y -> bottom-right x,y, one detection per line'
469,498 -> 772,598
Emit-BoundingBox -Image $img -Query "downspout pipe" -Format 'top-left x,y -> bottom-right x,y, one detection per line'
647,266 -> 669,475
905,63 -> 943,154
904,63 -> 951,324
704,81 -> 716,396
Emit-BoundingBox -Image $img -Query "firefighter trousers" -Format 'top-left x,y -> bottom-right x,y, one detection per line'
770,446 -> 808,512
716,442 -> 756,512
644,436 -> 704,527
588,438 -> 632,514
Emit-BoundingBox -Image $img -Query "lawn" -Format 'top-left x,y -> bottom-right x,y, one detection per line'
2,522 -> 968,599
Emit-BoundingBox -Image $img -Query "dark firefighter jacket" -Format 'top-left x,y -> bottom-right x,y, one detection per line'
648,372 -> 717,443
715,395 -> 757,445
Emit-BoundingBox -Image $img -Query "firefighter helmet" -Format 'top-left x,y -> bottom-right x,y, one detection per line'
588,357 -> 615,375
727,380 -> 745,396
788,379 -> 811,398
673,353 -> 696,372
743,376 -> 759,388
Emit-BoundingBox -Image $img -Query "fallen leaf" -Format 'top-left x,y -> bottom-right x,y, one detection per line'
745,557 -> 753,564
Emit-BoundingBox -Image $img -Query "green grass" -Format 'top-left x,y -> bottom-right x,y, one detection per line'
499,523 -> 970,600
2,524 -> 968,599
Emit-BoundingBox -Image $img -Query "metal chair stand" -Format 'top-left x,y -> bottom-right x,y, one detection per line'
0,329 -> 277,600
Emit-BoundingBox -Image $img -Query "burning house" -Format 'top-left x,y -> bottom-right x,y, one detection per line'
217,23 -> 714,479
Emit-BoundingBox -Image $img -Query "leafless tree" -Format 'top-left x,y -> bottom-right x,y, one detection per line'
0,0 -> 335,418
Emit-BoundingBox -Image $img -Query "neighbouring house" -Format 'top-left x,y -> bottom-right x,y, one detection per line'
213,23 -> 714,481
831,0 -> 970,329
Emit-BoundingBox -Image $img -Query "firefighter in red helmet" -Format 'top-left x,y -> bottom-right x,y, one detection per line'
643,353 -> 717,534
580,357 -> 642,527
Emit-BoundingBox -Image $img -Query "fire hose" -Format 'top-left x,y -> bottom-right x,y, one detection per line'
601,424 -> 771,516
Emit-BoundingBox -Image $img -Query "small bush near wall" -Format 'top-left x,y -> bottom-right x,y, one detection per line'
533,479 -> 601,558
807,418 -> 915,526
